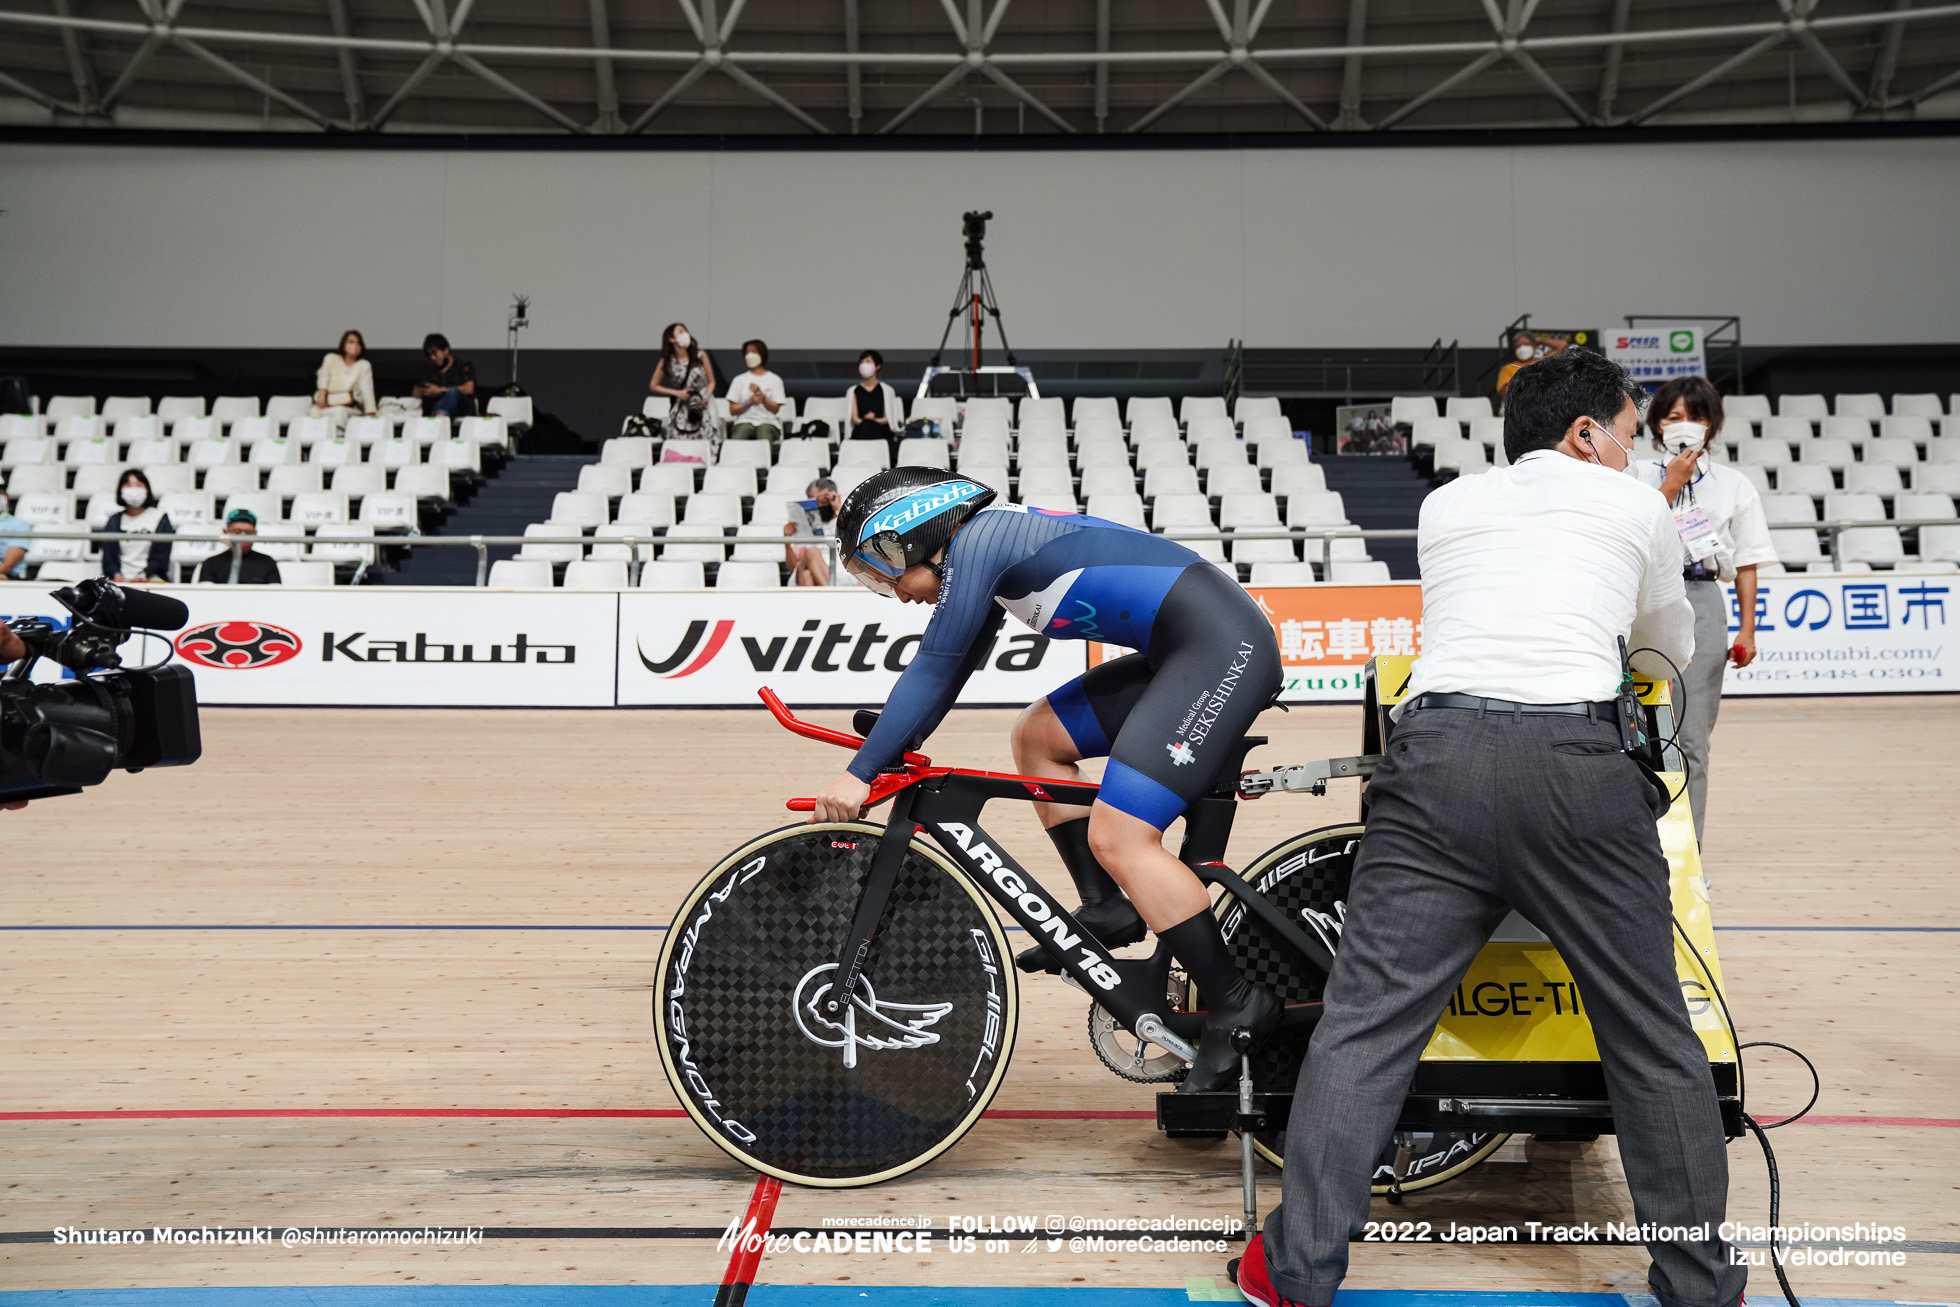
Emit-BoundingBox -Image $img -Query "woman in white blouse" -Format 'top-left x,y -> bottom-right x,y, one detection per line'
1633,375 -> 1777,843
314,330 -> 377,421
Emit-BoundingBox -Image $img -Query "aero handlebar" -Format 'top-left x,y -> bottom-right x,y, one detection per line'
761,687 -> 933,813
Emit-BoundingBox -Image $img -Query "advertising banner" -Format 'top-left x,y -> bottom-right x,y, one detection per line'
146,586 -> 620,706
616,590 -> 1087,707
1722,572 -> 1956,694
1090,583 -> 1426,703
1606,325 -> 1706,386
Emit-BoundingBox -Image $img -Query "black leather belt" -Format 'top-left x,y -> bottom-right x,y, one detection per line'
1683,564 -> 1719,582
1405,692 -> 1618,723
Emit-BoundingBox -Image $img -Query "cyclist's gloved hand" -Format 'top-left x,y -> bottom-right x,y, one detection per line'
809,772 -> 872,825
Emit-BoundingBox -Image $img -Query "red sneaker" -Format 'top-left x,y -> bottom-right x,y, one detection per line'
1229,1232 -> 1311,1307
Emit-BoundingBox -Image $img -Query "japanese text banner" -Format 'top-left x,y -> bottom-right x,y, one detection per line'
1723,573 -> 1954,694
1090,582 -> 1425,703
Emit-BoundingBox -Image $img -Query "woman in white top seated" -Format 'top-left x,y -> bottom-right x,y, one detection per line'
726,339 -> 786,442
313,329 -> 378,423
1634,375 -> 1777,844
101,468 -> 176,584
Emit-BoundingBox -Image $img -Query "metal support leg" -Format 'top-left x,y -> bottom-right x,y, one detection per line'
1385,1130 -> 1415,1205
1234,1027 -> 1257,1237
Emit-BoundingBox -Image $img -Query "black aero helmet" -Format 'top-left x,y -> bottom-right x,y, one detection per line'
837,467 -> 997,594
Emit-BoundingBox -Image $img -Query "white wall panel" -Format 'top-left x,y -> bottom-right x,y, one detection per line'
2,137 -> 1955,350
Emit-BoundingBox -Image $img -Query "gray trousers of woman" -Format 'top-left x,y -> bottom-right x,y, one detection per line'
1672,579 -> 1730,844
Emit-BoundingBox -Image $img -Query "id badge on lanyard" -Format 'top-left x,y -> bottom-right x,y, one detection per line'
1675,505 -> 1723,562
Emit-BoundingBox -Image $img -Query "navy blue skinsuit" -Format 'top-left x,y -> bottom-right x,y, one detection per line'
847,505 -> 1282,829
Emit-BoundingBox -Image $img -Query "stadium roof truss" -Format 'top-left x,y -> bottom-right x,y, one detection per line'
0,0 -> 1957,137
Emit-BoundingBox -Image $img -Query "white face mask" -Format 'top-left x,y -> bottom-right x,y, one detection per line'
1661,420 -> 1709,454
121,485 -> 147,507
744,351 -> 763,369
1584,421 -> 1638,474
673,331 -> 691,350
858,360 -> 877,379
1516,344 -> 1536,361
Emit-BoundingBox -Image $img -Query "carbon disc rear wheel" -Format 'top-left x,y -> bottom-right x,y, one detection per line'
1208,823 -> 1507,1195
654,821 -> 1018,1187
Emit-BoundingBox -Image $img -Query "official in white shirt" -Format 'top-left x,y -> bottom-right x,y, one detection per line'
1633,376 -> 1778,842
1241,352 -> 1743,1307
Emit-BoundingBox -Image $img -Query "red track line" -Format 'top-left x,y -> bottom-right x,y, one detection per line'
1,1109 -> 1952,1126
715,1173 -> 782,1307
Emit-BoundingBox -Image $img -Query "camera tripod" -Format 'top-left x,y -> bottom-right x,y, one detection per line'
931,211 -> 1017,372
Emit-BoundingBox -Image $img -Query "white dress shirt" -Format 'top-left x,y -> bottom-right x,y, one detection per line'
1404,448 -> 1695,709
1633,457 -> 1778,574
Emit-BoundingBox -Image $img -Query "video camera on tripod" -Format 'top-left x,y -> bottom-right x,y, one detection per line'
962,210 -> 992,270
0,578 -> 201,802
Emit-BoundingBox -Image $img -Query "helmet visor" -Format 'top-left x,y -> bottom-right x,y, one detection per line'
846,531 -> 911,593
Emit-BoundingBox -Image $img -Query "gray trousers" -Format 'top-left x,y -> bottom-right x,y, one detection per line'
1263,707 -> 1745,1307
1672,581 -> 1730,844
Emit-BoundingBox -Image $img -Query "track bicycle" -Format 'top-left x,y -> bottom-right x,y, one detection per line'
654,665 -> 1668,1190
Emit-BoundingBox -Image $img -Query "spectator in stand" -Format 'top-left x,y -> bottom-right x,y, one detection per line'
100,468 -> 174,584
727,339 -> 786,443
650,322 -> 717,441
0,490 -> 29,579
0,620 -> 23,805
313,329 -> 377,421
196,508 -> 282,585
1496,330 -> 1568,402
1633,375 -> 1774,845
848,349 -> 901,466
782,477 -> 842,587
414,334 -> 477,418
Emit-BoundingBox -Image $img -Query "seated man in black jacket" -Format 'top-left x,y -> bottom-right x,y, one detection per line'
197,509 -> 282,585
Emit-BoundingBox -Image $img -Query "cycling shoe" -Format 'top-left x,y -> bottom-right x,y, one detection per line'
1176,979 -> 1280,1094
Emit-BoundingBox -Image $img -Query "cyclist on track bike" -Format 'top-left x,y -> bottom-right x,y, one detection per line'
805,466 -> 1285,1092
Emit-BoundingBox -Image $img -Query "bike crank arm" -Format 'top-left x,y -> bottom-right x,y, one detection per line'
1238,755 -> 1380,798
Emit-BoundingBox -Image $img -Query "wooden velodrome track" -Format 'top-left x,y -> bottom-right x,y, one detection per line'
2,697 -> 1955,1299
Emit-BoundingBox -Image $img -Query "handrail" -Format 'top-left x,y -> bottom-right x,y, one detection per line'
19,519 -> 1947,583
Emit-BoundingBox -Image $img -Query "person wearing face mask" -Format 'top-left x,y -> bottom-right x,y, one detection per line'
1495,329 -> 1567,403
650,323 -> 717,441
0,492 -> 29,579
782,476 -> 842,586
726,339 -> 786,444
847,349 -> 902,466
100,469 -> 175,584
1236,350 -> 1741,1307
1631,375 -> 1774,844
195,508 -> 282,584
313,329 -> 378,422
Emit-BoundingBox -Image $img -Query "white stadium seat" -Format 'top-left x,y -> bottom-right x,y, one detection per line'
562,559 -> 628,589
517,523 -> 583,564
45,396 -> 96,420
202,465 -> 258,498
1778,394 -> 1828,421
488,559 -> 554,589
638,560 -> 705,588
211,396 -> 260,426
714,560 -> 782,588
1836,393 -> 1886,419
277,559 -> 336,587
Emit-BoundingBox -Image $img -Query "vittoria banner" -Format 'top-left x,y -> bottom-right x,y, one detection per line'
616,591 -> 1084,707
